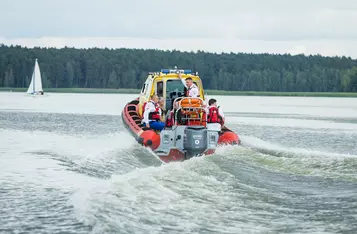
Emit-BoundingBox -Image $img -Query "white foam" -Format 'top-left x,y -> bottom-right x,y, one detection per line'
229,116 -> 357,131
71,156 -> 274,233
241,135 -> 357,160
0,129 -> 137,189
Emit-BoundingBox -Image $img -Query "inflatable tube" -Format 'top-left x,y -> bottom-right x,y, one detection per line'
121,98 -> 161,150
122,99 -> 241,163
137,130 -> 160,150
218,128 -> 241,145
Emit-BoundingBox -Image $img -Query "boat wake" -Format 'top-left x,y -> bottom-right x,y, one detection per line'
2,89 -> 357,233
71,134 -> 357,234
3,128 -> 356,233
241,135 -> 357,159
209,135 -> 357,181
9,125 -> 356,183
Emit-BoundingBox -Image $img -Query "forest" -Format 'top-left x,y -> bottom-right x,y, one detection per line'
0,44 -> 357,92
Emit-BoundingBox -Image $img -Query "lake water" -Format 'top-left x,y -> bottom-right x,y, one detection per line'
1,92 -> 357,234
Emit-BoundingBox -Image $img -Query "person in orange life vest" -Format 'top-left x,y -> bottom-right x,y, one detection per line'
206,98 -> 225,131
142,95 -> 165,131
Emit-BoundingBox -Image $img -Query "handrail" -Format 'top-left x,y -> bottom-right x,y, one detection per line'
172,97 -> 206,126
174,107 -> 206,126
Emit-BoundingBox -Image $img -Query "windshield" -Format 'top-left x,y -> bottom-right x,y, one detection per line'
165,79 -> 185,110
166,79 -> 185,96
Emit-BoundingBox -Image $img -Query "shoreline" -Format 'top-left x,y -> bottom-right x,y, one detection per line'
1,87 -> 356,97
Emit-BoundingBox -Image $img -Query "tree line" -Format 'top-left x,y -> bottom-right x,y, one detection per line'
0,44 -> 357,92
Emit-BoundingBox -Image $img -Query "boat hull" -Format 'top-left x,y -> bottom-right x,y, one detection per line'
122,99 -> 240,163
27,93 -> 45,96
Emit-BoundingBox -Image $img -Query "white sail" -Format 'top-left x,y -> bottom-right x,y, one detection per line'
26,59 -> 43,94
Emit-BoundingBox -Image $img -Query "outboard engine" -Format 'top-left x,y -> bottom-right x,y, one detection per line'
183,126 -> 208,158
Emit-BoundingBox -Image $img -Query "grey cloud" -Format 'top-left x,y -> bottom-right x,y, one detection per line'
1,0 -> 357,41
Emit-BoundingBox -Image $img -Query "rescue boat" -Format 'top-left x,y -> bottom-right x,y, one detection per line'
121,68 -> 240,163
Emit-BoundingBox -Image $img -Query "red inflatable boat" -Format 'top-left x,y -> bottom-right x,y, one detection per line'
121,68 -> 240,163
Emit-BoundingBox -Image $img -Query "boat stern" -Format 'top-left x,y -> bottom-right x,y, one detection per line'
153,125 -> 220,162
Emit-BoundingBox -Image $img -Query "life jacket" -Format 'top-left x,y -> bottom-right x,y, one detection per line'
149,110 -> 161,121
185,84 -> 199,97
207,106 -> 224,125
165,110 -> 174,127
143,101 -> 160,121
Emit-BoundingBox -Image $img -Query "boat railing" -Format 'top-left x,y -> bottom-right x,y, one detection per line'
172,97 -> 206,126
175,97 -> 204,106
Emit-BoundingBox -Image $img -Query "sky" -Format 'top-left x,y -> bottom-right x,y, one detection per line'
1,0 -> 357,57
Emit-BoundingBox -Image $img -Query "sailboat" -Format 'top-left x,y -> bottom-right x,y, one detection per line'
26,58 -> 44,95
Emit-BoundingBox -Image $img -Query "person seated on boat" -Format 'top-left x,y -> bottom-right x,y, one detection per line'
166,99 -> 190,127
175,99 -> 190,125
164,98 -> 180,127
164,99 -> 177,127
142,95 -> 165,131
165,109 -> 175,128
158,96 -> 166,122
206,98 -> 225,131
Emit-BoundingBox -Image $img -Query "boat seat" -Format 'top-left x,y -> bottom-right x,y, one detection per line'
129,100 -> 139,105
127,105 -> 137,111
132,116 -> 141,121
130,112 -> 140,118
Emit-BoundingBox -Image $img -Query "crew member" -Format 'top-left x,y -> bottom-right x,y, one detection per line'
178,73 -> 199,97
158,96 -> 166,122
185,77 -> 199,97
206,98 -> 225,131
165,109 -> 175,128
165,98 -> 182,127
142,95 -> 165,131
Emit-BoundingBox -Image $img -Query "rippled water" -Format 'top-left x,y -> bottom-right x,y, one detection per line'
1,92 -> 357,234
